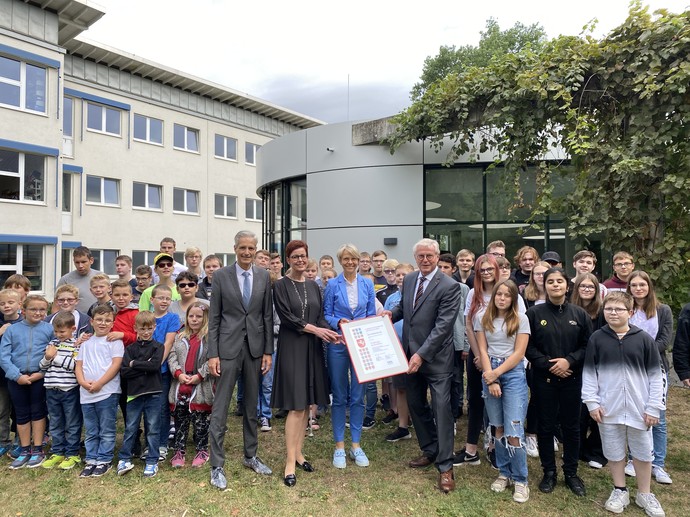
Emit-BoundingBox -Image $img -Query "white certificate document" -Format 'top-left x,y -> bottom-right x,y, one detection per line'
340,316 -> 408,383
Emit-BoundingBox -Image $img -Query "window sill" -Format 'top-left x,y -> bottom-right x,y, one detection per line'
133,138 -> 164,147
132,206 -> 163,213
173,147 -> 200,155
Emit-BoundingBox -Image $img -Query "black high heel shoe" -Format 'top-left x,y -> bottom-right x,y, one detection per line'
284,474 -> 297,487
296,460 -> 314,472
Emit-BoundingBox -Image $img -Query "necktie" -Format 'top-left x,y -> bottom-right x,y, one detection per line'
242,271 -> 251,309
414,276 -> 426,308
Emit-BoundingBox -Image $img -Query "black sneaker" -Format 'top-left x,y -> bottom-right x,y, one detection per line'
385,427 -> 412,442
453,447 -> 480,466
488,448 -> 498,470
91,463 -> 111,477
234,405 -> 244,417
382,410 -> 398,424
79,464 -> 96,478
274,409 -> 288,419
362,417 -> 376,430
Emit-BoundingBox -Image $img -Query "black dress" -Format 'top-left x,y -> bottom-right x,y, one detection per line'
271,277 -> 330,410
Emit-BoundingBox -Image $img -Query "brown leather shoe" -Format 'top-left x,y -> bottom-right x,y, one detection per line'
438,470 -> 455,493
408,455 -> 434,468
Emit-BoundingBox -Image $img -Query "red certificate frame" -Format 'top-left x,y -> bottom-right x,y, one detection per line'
340,315 -> 408,383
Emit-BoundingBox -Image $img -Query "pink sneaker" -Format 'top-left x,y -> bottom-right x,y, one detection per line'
192,450 -> 209,468
170,450 -> 185,468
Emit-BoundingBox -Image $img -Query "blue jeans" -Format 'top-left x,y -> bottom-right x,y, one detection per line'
257,351 -> 276,420
82,393 -> 119,465
46,387 -> 82,457
120,393 -> 161,465
159,371 -> 171,447
327,343 -> 365,443
652,373 -> 669,468
365,381 -> 377,420
482,358 -> 528,483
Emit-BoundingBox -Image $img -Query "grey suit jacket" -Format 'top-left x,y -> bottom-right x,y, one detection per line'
391,269 -> 462,374
207,263 -> 273,361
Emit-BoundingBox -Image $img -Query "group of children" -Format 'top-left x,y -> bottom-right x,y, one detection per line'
0,271 -> 214,479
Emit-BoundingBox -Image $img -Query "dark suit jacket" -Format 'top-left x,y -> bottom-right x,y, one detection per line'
208,263 -> 273,361
391,269 -> 462,374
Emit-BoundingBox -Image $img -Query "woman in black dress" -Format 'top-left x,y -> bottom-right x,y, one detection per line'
272,240 -> 340,487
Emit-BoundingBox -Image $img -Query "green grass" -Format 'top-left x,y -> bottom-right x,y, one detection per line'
2,388 -> 689,517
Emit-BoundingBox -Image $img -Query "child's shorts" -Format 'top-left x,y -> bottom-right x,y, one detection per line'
599,422 -> 653,462
7,379 -> 47,425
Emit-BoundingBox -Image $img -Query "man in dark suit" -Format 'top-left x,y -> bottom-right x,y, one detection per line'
387,238 -> 462,493
208,230 -> 274,489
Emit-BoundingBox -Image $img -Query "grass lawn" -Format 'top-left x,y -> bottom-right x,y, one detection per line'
2,387 -> 688,517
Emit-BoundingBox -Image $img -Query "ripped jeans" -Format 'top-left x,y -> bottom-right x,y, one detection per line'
482,357 -> 529,483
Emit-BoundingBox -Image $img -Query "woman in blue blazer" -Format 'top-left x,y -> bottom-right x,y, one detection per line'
323,243 -> 376,469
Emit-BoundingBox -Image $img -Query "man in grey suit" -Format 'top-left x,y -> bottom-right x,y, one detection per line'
387,238 -> 462,493
208,230 -> 274,489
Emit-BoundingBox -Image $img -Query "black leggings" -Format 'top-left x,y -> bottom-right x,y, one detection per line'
465,350 -> 484,445
172,403 -> 210,452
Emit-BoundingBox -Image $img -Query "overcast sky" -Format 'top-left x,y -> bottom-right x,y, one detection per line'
85,0 -> 689,123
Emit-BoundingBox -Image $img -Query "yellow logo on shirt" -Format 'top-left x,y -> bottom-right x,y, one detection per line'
540,320 -> 547,326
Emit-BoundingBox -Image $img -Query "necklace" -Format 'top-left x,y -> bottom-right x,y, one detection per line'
289,277 -> 308,320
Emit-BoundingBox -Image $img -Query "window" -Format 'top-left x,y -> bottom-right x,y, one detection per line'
215,193 -> 237,218
173,187 -> 199,214
86,102 -> 121,136
133,114 -> 163,145
0,244 -> 43,291
133,182 -> 162,210
173,124 -> 199,152
0,149 -> 45,202
91,249 -> 119,275
245,198 -> 263,221
86,175 -> 120,206
62,173 -> 71,212
0,56 -> 46,113
245,142 -> 260,165
132,250 -> 158,269
63,97 -> 74,157
214,253 -> 236,267
215,134 -> 237,161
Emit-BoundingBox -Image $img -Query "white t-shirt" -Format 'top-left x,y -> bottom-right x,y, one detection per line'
474,312 -> 530,358
76,335 -> 124,404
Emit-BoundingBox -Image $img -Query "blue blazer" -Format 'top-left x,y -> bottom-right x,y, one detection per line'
323,273 -> 376,331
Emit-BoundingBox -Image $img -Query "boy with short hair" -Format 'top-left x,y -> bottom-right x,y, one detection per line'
438,253 -> 457,277
132,264 -> 153,304
604,252 -> 635,292
87,274 -> 114,317
115,255 -> 134,285
48,285 -> 92,337
572,250 -> 607,298
56,246 -> 101,313
117,311 -> 164,477
0,289 -> 23,456
39,311 -> 83,470
254,250 -> 271,270
582,292 -> 666,516
3,274 -> 31,302
197,255 -> 221,301
454,249 -> 475,286
150,284 -> 181,460
75,304 -> 124,477
109,279 -> 139,346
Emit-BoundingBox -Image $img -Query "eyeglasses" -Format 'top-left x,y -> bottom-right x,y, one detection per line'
177,282 -> 196,288
153,296 -> 172,302
614,262 -> 633,268
136,276 -> 151,282
157,262 -> 174,268
532,272 -> 545,277
479,268 -> 494,274
499,265 -> 511,271
383,269 -> 396,274
604,307 -> 628,314
56,298 -> 76,303
25,308 -> 47,313
415,254 -> 436,261
578,285 -> 596,291
289,255 -> 307,261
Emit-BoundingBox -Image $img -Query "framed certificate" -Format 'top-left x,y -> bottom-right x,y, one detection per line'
340,316 -> 409,383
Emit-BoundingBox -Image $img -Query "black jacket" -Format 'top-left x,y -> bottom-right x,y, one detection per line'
673,303 -> 690,382
120,339 -> 164,397
525,299 -> 592,380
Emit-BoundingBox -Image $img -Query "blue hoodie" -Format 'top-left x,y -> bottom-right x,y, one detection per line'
0,319 -> 54,381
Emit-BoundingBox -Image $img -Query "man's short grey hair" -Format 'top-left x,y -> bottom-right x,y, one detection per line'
234,230 -> 258,247
413,238 -> 440,256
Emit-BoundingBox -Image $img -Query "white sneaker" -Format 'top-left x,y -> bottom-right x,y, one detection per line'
624,459 -> 636,477
635,492 -> 665,517
604,488 -> 630,513
491,475 -> 512,493
525,435 -> 539,458
652,466 -> 672,484
513,482 -> 530,503
259,417 -> 272,432
588,460 -> 604,469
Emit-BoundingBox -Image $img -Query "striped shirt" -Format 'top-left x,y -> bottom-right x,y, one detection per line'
39,338 -> 80,391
